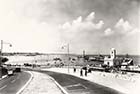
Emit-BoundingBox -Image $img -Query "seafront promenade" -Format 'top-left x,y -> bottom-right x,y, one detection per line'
42,67 -> 140,94
1,63 -> 140,94
21,68 -> 122,94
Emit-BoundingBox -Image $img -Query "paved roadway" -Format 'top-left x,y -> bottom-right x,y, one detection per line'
0,71 -> 31,94
38,70 -> 123,94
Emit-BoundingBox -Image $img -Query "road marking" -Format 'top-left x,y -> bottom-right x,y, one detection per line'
65,83 -> 87,91
65,83 -> 81,88
11,79 -> 16,83
0,85 -> 7,90
51,77 -> 69,94
65,83 -> 87,89
81,84 -> 87,89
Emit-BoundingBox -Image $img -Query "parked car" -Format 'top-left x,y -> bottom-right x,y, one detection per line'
8,69 -> 14,76
14,68 -> 21,72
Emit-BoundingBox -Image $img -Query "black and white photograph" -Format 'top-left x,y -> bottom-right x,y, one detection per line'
0,0 -> 140,94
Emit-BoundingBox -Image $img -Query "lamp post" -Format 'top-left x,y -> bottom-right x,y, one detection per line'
0,40 -> 12,64
62,43 -> 70,73
0,40 -> 12,78
0,40 -> 12,55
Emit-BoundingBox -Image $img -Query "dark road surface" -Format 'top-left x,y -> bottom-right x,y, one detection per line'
0,71 -> 31,94
38,70 -> 123,94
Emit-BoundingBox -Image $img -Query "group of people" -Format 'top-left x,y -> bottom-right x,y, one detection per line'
73,66 -> 91,76
80,68 -> 87,76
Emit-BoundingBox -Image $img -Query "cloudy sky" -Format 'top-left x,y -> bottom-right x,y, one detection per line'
0,0 -> 139,55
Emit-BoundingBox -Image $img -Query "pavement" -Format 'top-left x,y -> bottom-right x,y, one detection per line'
21,71 -> 64,94
0,71 -> 31,94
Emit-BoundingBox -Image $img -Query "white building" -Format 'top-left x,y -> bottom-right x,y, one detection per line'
104,48 -> 116,66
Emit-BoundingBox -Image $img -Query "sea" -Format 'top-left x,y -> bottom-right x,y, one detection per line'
5,54 -> 140,66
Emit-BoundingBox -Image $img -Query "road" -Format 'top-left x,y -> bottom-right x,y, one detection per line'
37,70 -> 123,94
0,71 -> 31,94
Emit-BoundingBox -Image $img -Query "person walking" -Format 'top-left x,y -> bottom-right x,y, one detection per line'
73,67 -> 76,73
80,69 -> 83,76
85,69 -> 87,76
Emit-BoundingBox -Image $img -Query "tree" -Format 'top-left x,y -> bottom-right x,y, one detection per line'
0,57 -> 9,64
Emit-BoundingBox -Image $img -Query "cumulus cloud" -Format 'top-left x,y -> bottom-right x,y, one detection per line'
126,28 -> 140,36
60,12 -> 104,32
103,18 -> 140,54
0,0 -> 139,54
104,18 -> 139,36
60,11 -> 139,54
59,12 -> 106,53
115,18 -> 133,32
60,22 -> 71,30
95,20 -> 104,29
116,18 -> 139,35
73,16 -> 82,24
104,28 -> 114,36
85,12 -> 95,21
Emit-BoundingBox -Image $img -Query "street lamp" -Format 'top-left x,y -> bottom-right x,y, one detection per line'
62,43 -> 70,73
0,40 -> 12,64
0,40 -> 12,78
1,40 -> 12,53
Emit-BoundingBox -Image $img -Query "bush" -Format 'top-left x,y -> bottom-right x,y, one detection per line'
0,57 -> 9,63
2,67 -> 8,76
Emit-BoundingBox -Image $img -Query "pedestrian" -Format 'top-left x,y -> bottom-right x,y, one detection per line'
88,68 -> 91,73
73,67 -> 76,73
85,69 -> 87,76
80,69 -> 83,76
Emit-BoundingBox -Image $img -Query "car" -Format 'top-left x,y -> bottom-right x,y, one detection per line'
14,68 -> 21,72
8,70 -> 14,76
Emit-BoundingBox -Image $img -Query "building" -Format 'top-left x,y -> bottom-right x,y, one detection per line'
104,48 -> 133,68
104,48 -> 116,66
